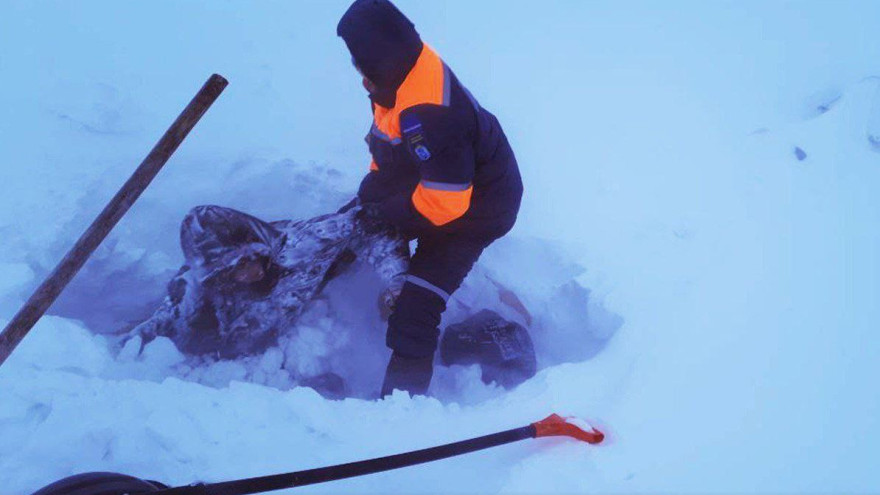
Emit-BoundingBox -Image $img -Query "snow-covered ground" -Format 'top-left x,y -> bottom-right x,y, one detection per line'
1,1 -> 879,493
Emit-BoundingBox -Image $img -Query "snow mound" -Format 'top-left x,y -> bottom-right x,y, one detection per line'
2,1 -> 879,493
0,297 -> 624,494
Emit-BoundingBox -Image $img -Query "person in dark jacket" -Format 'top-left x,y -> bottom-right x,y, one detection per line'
337,0 -> 524,397
129,205 -> 409,360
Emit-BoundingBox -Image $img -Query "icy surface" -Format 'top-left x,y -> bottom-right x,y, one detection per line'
1,1 -> 880,493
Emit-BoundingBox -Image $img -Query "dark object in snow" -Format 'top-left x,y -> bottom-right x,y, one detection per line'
130,204 -> 409,359
794,147 -> 808,161
440,310 -> 537,389
801,89 -> 842,119
0,74 -> 228,369
302,372 -> 348,400
31,416 -> 600,495
816,95 -> 841,115
30,472 -> 167,495
380,352 -> 433,397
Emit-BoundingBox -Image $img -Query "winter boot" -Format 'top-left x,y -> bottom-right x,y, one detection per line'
380,352 -> 434,397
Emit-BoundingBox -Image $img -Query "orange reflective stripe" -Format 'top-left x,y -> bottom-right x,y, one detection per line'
412,182 -> 473,226
373,44 -> 446,140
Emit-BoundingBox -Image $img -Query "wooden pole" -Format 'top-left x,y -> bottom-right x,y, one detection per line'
0,74 -> 229,368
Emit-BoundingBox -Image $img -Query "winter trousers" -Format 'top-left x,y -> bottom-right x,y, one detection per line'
386,231 -> 502,359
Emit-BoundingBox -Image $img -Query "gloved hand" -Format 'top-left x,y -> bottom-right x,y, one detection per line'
355,201 -> 390,236
355,201 -> 382,222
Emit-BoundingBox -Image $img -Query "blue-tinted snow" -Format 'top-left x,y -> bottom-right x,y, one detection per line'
1,1 -> 879,493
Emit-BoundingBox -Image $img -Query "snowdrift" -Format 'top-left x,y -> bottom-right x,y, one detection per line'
2,1 -> 879,493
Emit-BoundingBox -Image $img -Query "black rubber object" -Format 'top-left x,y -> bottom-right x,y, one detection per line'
440,309 -> 537,388
154,425 -> 536,495
30,472 -> 166,495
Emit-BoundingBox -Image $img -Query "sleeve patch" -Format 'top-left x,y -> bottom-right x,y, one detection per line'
401,114 -> 433,162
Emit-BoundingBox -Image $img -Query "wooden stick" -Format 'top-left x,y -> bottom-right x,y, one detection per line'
0,74 -> 228,368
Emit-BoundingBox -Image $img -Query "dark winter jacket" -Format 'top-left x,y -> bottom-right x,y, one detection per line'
337,0 -> 523,240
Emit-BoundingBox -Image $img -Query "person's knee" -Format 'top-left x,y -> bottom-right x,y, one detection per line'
407,237 -> 488,296
386,283 -> 446,358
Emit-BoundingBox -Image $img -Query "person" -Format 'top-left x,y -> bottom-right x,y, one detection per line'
130,204 -> 409,360
129,203 -> 536,398
336,0 -> 524,396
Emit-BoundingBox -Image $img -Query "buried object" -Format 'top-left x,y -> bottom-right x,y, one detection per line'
440,310 -> 537,388
129,204 -> 409,359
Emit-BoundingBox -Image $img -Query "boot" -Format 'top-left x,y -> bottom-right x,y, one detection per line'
381,352 -> 434,397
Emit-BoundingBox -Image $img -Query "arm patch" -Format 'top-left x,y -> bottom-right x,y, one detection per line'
400,113 -> 432,162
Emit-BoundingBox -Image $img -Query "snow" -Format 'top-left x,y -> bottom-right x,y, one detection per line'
1,0 -> 879,493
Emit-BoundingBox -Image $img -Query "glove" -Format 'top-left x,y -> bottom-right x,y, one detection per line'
355,202 -> 390,236
355,201 -> 382,222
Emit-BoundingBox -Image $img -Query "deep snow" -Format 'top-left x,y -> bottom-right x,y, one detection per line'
1,1 -> 879,493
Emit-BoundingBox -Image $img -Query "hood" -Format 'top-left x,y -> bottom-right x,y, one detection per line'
337,0 -> 423,108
